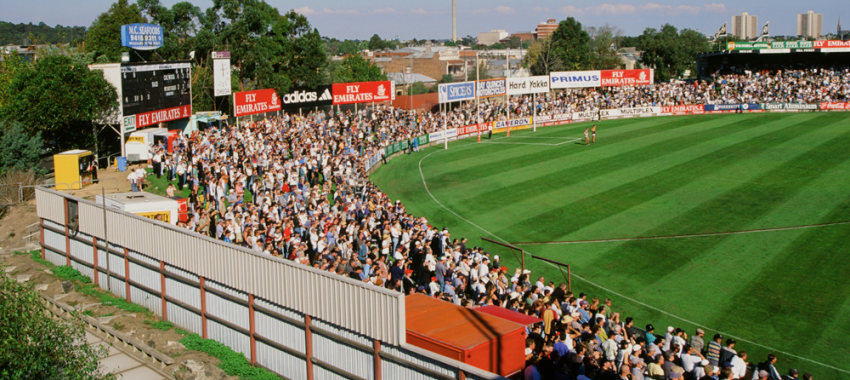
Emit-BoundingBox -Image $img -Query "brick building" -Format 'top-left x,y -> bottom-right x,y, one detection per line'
536,19 -> 559,40
372,43 -> 468,83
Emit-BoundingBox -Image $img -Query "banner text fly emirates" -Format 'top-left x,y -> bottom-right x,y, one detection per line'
233,89 -> 281,117
332,81 -> 392,105
600,69 -> 653,86
135,104 -> 191,129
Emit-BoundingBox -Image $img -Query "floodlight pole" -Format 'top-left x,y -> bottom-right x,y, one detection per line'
476,51 -> 481,143
506,48 -> 510,138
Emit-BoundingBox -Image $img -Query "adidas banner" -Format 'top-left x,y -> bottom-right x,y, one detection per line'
281,85 -> 334,109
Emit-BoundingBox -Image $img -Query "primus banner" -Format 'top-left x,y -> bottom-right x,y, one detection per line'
438,82 -> 476,103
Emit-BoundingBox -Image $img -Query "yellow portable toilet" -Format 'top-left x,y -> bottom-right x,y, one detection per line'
54,150 -> 96,190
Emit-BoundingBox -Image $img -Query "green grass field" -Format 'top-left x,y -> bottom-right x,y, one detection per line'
370,113 -> 850,379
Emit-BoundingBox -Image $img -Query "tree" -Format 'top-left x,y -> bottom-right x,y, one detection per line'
332,54 -> 386,83
505,36 -> 522,49
586,24 -> 623,70
0,55 -> 117,152
490,42 -> 505,50
368,34 -> 386,51
637,24 -> 709,81
0,51 -> 26,111
0,265 -> 111,379
0,122 -> 45,176
527,37 -> 565,75
550,17 -> 592,70
444,40 -> 457,47
407,81 -> 432,95
338,40 -> 359,55
439,74 -> 454,83
86,0 -> 146,62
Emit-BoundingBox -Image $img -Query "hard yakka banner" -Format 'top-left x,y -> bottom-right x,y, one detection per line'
600,69 -> 653,87
281,85 -> 333,109
332,81 -> 392,105
233,89 -> 281,117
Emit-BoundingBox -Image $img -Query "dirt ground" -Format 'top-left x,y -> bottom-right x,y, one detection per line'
0,202 -> 238,380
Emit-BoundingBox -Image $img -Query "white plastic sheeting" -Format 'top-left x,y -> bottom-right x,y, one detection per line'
256,341 -> 307,380
166,302 -> 202,335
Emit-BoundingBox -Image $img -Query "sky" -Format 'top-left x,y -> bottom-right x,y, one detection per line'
5,0 -> 849,40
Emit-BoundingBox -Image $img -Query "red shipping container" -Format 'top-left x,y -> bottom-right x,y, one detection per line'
405,294 -> 527,377
475,305 -> 543,326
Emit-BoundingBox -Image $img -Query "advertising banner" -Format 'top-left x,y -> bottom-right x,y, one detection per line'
703,104 -> 762,112
771,41 -> 815,49
332,81 -> 392,105
456,123 -> 488,137
213,55 -> 231,97
476,78 -> 506,98
438,82 -> 476,103
418,134 -> 430,145
135,104 -> 191,129
763,103 -> 818,111
121,62 -> 192,125
600,107 -> 661,118
551,71 -> 601,89
571,110 -> 599,121
233,89 -> 281,117
120,23 -> 164,50
662,105 -> 705,115
601,69 -> 653,87
819,102 -> 850,111
281,85 -> 333,109
727,42 -> 770,50
493,117 -> 532,131
814,40 -> 850,49
506,76 -> 550,95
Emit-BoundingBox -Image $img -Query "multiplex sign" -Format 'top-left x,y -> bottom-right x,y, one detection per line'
438,82 -> 475,103
506,76 -> 550,95
332,81 -> 392,105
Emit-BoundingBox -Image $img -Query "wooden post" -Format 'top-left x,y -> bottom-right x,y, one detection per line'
567,264 -> 572,293
64,198 -> 70,266
459,369 -> 467,380
92,237 -> 99,285
124,248 -> 131,303
200,276 -> 208,339
521,249 -> 525,273
305,315 -> 314,380
160,261 -> 167,321
374,340 -> 382,380
248,294 -> 257,365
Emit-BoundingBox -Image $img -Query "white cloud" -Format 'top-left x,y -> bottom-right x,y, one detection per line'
471,8 -> 491,15
532,6 -> 551,12
293,6 -> 314,16
494,6 -> 515,14
370,7 -> 399,14
561,3 -> 726,16
411,8 -> 428,15
321,7 -> 358,15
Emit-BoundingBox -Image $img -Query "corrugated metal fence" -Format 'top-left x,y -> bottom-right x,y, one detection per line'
35,188 -> 506,380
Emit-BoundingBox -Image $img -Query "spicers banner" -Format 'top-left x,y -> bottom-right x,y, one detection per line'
332,81 -> 392,105
233,89 -> 281,117
438,82 -> 476,103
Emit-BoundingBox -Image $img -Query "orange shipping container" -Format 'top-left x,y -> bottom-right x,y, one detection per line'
405,295 -> 527,377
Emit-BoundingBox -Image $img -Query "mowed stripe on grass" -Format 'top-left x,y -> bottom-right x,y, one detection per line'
370,113 -> 850,379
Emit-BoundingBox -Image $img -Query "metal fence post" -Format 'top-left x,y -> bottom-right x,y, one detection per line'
249,294 -> 256,365
160,261 -> 167,321
39,219 -> 45,260
374,340 -> 382,380
93,237 -> 99,285
124,248 -> 131,303
305,315 -> 314,380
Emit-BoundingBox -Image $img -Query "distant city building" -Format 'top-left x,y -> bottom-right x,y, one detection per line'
478,29 -> 509,46
837,17 -> 849,40
732,12 -> 759,40
797,10 -> 823,38
536,19 -> 559,40
509,32 -> 536,43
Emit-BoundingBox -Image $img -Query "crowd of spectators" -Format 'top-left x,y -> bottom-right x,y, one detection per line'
129,67 -> 844,379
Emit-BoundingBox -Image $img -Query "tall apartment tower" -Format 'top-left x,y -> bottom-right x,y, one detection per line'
732,12 -> 759,40
452,0 -> 457,42
797,10 -> 823,38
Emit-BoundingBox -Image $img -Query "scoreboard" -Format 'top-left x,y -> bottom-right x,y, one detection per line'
121,61 -> 192,129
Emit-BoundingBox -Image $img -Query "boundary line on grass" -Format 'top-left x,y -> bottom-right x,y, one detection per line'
416,146 -> 850,375
510,220 -> 850,246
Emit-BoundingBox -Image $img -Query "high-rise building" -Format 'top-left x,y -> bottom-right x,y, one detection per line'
732,12 -> 759,40
536,19 -> 559,40
797,10 -> 823,38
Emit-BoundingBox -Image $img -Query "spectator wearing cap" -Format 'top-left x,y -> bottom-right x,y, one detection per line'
646,324 -> 657,345
673,328 -> 688,354
730,351 -> 747,379
491,255 -> 500,271
691,328 -> 706,355
664,326 -> 675,351
707,334 -> 723,366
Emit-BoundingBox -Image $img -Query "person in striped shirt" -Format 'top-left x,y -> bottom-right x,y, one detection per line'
706,333 -> 723,366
